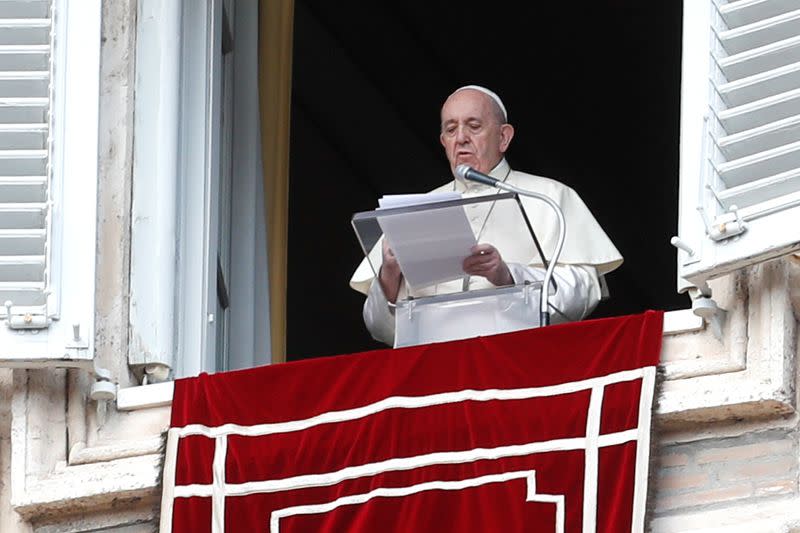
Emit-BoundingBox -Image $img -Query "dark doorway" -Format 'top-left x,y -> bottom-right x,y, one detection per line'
287,1 -> 685,360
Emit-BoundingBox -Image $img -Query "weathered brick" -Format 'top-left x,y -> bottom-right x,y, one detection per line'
655,484 -> 753,513
695,440 -> 794,465
658,453 -> 689,468
717,456 -> 796,483
754,479 -> 797,497
655,471 -> 709,491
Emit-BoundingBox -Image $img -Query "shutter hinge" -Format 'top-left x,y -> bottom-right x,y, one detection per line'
67,323 -> 116,402
3,301 -> 50,330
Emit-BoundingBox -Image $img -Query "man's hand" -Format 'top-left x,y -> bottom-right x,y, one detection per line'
379,239 -> 403,303
463,244 -> 513,286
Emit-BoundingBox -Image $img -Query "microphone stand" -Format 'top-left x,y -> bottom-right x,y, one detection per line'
460,166 -> 566,327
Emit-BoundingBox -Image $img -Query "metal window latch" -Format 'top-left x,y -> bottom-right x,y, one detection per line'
4,300 -> 50,330
708,205 -> 747,242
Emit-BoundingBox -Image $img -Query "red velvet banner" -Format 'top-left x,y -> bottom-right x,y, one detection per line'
161,311 -> 663,532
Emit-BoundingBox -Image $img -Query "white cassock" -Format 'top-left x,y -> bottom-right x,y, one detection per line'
350,159 -> 624,346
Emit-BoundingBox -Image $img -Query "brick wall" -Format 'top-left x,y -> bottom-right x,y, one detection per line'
651,428 -> 799,516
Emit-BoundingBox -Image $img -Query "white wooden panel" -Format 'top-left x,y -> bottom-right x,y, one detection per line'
1,0 -> 100,369
677,0 -> 800,286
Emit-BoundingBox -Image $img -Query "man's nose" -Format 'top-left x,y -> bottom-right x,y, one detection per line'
456,125 -> 469,144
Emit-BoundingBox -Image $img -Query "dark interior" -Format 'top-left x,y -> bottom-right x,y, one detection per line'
287,1 -> 685,360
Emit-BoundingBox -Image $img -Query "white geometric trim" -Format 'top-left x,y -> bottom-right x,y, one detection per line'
170,429 -> 640,500
633,367 -> 657,532
174,367 -> 647,439
583,386 -> 603,533
269,470 -> 565,533
212,436 -> 226,533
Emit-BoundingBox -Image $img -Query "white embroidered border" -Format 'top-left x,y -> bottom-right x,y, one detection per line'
160,366 -> 656,533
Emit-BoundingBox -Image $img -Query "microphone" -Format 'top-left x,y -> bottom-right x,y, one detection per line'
455,164 -> 498,187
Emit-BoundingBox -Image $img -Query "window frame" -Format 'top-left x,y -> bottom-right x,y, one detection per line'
129,0 -> 269,379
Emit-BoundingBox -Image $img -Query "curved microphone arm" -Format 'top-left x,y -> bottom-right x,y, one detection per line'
456,165 -> 566,326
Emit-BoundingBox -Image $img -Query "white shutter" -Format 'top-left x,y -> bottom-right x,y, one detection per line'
0,0 -> 51,326
0,0 -> 102,373
676,0 -> 800,288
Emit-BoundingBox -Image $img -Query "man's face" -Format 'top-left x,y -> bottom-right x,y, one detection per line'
439,90 -> 512,176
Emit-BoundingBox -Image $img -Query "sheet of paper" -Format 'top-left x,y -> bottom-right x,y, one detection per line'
377,192 -> 476,291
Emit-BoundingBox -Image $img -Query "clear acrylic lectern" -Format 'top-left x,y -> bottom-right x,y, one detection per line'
352,193 -> 555,348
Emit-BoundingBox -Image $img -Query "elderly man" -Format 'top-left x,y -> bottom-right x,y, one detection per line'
351,85 -> 623,346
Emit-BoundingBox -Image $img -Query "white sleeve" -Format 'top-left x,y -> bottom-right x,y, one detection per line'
362,278 -> 396,346
505,263 -> 601,322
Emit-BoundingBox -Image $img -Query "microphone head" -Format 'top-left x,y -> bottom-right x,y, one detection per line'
455,164 -> 472,180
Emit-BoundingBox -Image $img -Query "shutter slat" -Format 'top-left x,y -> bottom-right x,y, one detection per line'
0,45 -> 49,71
0,97 -> 47,122
0,124 -> 46,149
0,20 -> 50,46
0,228 -> 46,255
717,112 -> 800,159
719,35 -> 800,81
718,61 -> 800,107
716,138 -> 800,187
0,282 -> 46,307
719,87 -> 800,133
0,1 -> 49,19
0,203 -> 46,229
0,149 -> 47,175
720,0 -> 799,28
0,255 -> 44,281
719,9 -> 800,55
0,71 -> 48,97
0,175 -> 46,201
717,167 -> 800,209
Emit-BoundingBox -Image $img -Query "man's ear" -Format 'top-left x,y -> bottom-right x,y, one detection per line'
440,132 -> 447,149
499,124 -> 514,153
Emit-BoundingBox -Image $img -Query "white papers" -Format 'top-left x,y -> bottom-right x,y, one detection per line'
377,192 -> 476,291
